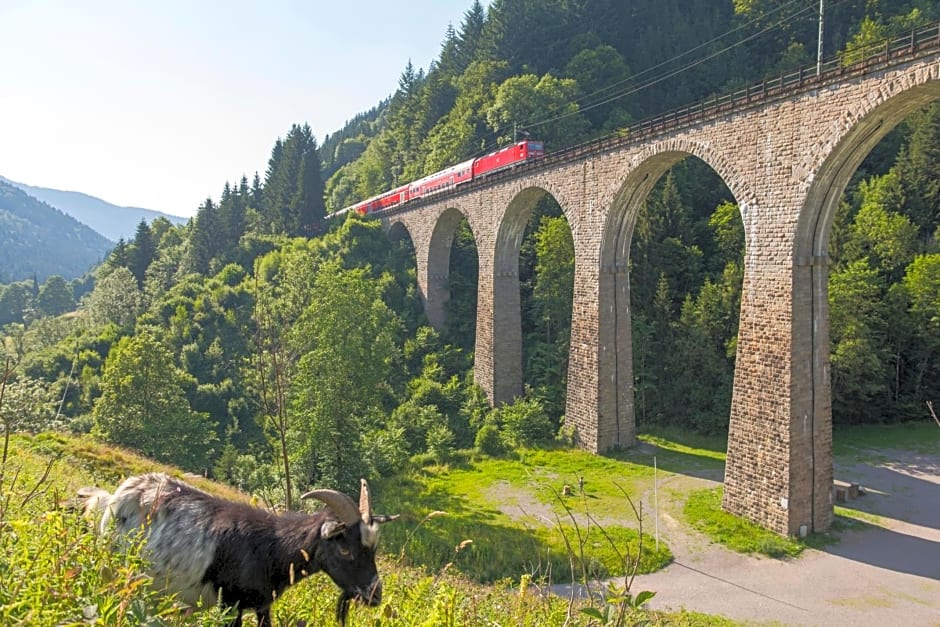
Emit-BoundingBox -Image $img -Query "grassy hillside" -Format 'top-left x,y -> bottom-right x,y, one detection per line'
0,432 -> 734,626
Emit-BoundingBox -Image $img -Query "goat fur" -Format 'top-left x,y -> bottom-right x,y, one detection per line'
77,473 -> 396,626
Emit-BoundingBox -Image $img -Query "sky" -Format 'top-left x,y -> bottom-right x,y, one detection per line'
0,0 -> 483,218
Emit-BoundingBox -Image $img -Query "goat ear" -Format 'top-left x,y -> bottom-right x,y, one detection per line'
372,514 -> 400,525
321,520 -> 347,539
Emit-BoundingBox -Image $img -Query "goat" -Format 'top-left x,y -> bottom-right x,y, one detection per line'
74,473 -> 398,626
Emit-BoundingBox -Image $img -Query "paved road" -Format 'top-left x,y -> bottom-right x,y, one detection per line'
623,448 -> 940,626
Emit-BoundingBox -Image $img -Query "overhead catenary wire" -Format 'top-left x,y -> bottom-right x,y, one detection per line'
467,0 -> 836,160
520,0 -> 825,135
572,0 -> 809,111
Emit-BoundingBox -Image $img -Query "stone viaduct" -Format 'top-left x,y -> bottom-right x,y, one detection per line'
376,29 -> 940,536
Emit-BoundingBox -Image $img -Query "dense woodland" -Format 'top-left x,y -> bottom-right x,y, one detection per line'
1,0 -> 938,499
0,180 -> 112,284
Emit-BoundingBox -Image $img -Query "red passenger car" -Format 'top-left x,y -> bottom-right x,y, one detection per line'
409,158 -> 475,199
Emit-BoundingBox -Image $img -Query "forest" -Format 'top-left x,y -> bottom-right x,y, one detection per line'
1,0 -> 938,501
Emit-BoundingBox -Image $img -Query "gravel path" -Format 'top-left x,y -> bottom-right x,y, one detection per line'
620,447 -> 940,626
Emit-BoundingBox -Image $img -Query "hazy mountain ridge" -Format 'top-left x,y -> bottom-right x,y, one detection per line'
0,180 -> 114,282
0,176 -> 187,242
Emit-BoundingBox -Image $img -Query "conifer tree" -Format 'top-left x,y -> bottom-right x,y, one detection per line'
127,219 -> 155,289
189,197 -> 221,274
263,124 -> 326,236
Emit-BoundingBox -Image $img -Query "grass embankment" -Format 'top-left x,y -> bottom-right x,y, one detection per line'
1,432 -> 722,626
9,422 -> 926,624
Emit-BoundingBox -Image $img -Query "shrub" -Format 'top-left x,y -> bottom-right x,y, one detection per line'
499,397 -> 553,448
474,423 -> 505,456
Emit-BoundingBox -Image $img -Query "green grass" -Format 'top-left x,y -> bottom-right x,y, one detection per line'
0,432 -> 701,626
374,452 -> 673,584
832,420 -> 940,458
683,487 -> 804,558
19,420 -> 930,624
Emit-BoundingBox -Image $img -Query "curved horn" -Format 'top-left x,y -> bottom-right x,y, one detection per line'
359,478 -> 372,525
301,489 -> 360,527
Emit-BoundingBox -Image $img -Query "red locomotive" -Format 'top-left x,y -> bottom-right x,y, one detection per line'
334,140 -> 545,217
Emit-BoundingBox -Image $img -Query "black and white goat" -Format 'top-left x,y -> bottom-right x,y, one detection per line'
76,473 -> 398,626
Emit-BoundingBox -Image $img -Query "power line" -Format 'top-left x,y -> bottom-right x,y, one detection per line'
522,1 -> 821,133
573,0 -> 808,111
434,0 -> 851,171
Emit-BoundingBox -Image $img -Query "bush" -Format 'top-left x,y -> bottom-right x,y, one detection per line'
474,423 -> 505,457
499,397 -> 553,448
425,424 -> 455,464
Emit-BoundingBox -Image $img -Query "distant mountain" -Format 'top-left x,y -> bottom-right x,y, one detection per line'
0,176 -> 187,242
0,180 -> 114,282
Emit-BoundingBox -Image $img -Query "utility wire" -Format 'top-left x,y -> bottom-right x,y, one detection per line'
523,1 -> 820,133
455,0 -> 850,165
574,0 -> 808,110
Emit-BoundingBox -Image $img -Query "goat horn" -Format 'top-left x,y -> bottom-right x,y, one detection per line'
301,489 -> 360,527
359,478 -> 372,525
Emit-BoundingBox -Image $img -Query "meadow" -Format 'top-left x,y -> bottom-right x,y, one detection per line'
2,421 -> 935,625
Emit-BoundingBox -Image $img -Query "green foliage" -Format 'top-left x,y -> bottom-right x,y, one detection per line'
523,212 -> 574,421
498,396 -> 554,448
0,373 -> 59,433
92,330 -> 218,472
289,260 -> 402,492
474,422 -> 506,456
36,275 -> 75,316
0,282 -> 32,326
486,73 -> 589,146
81,267 -> 143,330
262,123 -> 327,236
443,218 -> 479,351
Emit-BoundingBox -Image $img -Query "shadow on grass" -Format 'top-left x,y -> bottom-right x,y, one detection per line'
613,428 -> 727,482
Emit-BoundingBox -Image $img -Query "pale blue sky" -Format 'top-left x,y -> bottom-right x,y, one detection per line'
0,1 -> 482,217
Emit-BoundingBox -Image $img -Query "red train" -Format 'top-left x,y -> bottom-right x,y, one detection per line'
334,139 -> 545,217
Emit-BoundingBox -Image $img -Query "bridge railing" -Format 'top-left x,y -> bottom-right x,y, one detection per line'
538,20 -> 940,168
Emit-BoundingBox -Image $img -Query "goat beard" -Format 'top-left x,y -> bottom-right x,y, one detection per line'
335,591 -> 353,626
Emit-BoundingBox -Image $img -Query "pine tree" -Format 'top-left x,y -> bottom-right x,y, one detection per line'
127,219 -> 155,289
457,0 -> 487,72
263,125 -> 326,236
189,197 -> 221,274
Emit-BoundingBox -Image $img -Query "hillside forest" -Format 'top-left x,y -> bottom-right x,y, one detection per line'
1,0 -> 938,505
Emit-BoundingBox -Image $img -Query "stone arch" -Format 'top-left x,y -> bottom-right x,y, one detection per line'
797,81 -> 940,260
790,79 -> 940,532
591,141 -> 748,451
487,186 -> 557,403
425,205 -> 475,331
386,219 -> 412,243
603,138 -> 754,274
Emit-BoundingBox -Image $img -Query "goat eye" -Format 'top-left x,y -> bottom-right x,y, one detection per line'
338,547 -> 352,558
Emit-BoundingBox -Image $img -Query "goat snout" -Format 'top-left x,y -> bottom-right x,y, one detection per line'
356,577 -> 382,606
